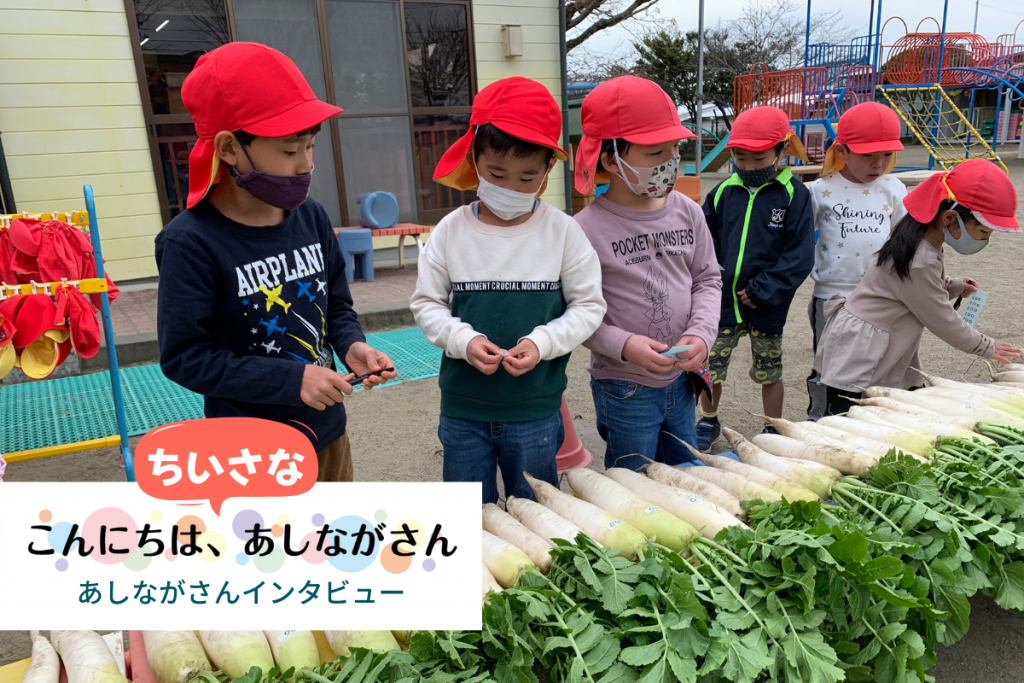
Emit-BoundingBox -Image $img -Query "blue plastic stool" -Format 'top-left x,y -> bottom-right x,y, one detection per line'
337,228 -> 374,283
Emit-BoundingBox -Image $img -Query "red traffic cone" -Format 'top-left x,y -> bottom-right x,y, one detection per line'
556,395 -> 592,474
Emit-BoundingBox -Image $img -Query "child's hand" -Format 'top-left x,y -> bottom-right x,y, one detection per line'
994,341 -> 1023,364
671,336 -> 709,372
467,336 -> 503,375
503,339 -> 541,377
738,289 -> 757,309
961,277 -> 979,295
300,365 -> 353,410
622,335 -> 677,372
344,341 -> 397,389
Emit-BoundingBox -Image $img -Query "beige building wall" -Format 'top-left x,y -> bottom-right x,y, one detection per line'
0,0 -> 568,273
473,0 -> 567,211
0,0 -> 163,280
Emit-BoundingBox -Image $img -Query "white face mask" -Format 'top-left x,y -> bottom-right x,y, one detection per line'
476,172 -> 546,221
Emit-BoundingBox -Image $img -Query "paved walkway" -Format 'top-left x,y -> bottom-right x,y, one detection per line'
110,264 -> 419,340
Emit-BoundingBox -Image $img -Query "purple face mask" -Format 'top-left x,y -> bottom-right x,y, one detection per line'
230,144 -> 312,210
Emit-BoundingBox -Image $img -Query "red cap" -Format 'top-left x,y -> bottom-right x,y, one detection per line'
727,106 -> 808,161
903,159 -> 1020,231
0,296 -> 15,379
574,76 -> 696,194
822,102 -> 904,176
55,285 -> 101,359
433,77 -> 568,191
836,102 -> 904,154
1,294 -> 70,380
8,218 -> 41,276
181,42 -> 344,209
0,227 -> 18,286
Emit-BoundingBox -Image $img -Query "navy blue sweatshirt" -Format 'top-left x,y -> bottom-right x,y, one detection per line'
155,198 -> 366,451
703,167 -> 814,334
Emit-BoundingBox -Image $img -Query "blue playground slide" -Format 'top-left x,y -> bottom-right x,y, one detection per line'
684,132 -> 731,176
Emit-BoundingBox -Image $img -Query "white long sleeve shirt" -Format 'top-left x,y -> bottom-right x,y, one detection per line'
411,201 -> 606,421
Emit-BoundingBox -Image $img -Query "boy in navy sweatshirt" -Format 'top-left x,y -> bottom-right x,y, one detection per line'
695,106 -> 814,450
155,42 -> 396,481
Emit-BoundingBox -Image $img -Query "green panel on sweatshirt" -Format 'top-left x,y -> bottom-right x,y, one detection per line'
440,284 -> 568,422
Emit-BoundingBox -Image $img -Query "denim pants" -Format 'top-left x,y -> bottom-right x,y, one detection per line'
438,410 -> 563,505
591,374 -> 700,472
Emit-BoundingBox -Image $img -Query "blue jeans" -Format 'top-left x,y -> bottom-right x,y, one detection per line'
591,374 -> 700,471
438,410 -> 563,505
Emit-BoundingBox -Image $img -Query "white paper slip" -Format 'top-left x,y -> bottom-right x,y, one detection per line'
961,290 -> 988,328
661,344 -> 692,358
102,632 -> 126,678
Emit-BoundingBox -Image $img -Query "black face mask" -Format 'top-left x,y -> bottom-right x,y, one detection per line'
736,161 -> 777,188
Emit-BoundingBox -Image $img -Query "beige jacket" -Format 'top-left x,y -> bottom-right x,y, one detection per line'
813,241 -> 993,391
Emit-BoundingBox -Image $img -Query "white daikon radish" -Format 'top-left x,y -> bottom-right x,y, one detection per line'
752,433 -> 877,475
482,529 -> 535,588
51,632 -> 130,683
989,362 -> 1024,373
848,406 -> 994,445
817,415 -> 934,456
323,631 -> 401,657
723,427 -> 834,497
22,632 -> 59,683
678,438 -> 819,501
566,468 -> 699,551
918,386 -> 1024,419
683,465 -> 782,502
142,631 -> 211,683
481,564 -> 502,605
785,457 -> 844,481
198,632 -> 274,679
988,383 -> 1024,396
643,460 -> 745,517
864,386 -> 1024,429
262,631 -> 319,673
919,370 -> 1024,412
992,371 -> 1024,383
604,468 -> 747,539
853,397 -> 977,429
754,416 -> 818,441
525,472 -> 647,560
483,503 -> 554,574
507,496 -> 585,545
799,420 -> 903,455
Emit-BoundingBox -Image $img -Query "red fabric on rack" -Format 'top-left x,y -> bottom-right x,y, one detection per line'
8,218 -> 120,309
0,227 -> 19,285
54,283 -> 101,358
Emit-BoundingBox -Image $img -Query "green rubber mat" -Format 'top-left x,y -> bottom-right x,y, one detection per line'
1,326 -> 442,454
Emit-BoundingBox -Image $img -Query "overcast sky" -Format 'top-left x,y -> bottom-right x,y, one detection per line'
580,0 -> 1024,64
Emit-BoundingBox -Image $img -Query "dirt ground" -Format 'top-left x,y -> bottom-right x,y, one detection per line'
3,146 -> 1023,676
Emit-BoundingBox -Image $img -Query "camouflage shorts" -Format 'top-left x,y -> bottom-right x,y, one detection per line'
708,324 -> 784,385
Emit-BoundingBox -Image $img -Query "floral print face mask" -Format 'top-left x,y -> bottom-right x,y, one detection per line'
612,141 -> 680,198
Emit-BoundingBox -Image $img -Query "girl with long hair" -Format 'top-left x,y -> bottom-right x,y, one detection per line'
812,159 -> 1022,416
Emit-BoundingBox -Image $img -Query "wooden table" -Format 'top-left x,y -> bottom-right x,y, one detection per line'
889,169 -> 944,187
332,223 -> 431,269
371,223 -> 431,269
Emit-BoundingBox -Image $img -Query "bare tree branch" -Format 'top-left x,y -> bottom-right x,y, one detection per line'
566,0 -> 662,52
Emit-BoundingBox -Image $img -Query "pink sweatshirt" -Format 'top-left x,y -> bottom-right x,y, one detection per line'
576,193 -> 723,388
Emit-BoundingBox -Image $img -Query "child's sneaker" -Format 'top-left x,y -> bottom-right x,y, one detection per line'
761,424 -> 779,436
695,417 -> 721,451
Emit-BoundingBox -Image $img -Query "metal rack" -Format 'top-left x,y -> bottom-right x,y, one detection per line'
0,185 -> 136,481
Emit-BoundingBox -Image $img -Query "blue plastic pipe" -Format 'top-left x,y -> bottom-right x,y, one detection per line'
84,185 -> 135,482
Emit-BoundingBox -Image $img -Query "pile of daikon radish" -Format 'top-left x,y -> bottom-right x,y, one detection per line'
481,369 -> 1024,600
21,630 -> 412,683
